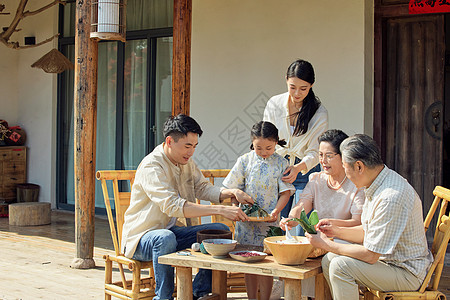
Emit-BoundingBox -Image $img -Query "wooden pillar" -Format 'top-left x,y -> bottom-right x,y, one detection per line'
70,0 -> 98,269
172,0 -> 192,115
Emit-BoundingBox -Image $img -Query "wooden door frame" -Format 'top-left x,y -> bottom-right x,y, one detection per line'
374,0 -> 409,157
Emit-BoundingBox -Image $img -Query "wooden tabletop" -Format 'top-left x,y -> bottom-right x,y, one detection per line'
159,250 -> 322,280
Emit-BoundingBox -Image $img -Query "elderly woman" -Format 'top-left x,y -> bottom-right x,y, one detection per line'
280,129 -> 364,232
279,129 -> 365,299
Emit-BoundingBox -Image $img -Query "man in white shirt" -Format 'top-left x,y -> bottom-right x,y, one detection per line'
306,134 -> 433,300
121,114 -> 253,300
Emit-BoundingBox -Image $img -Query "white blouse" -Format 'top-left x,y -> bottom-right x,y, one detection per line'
263,92 -> 328,173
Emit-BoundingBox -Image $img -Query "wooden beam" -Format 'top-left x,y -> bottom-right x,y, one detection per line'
70,0 -> 98,269
172,0 -> 192,115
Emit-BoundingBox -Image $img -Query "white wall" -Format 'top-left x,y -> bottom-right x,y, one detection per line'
0,0 -> 372,207
191,0 -> 367,169
0,0 -> 58,206
0,0 -> 20,125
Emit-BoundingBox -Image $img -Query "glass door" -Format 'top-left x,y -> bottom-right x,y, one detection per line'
57,0 -> 174,211
58,35 -> 173,210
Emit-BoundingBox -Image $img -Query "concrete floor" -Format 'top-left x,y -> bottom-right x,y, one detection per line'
0,210 -> 449,299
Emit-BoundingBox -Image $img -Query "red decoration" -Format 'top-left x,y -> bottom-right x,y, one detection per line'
410,0 -> 450,14
9,131 -> 21,142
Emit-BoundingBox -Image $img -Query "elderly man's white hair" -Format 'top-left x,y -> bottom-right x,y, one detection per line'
340,134 -> 383,168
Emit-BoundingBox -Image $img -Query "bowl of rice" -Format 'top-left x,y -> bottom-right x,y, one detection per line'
263,236 -> 314,265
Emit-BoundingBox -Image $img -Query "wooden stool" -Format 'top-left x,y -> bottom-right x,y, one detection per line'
9,202 -> 51,226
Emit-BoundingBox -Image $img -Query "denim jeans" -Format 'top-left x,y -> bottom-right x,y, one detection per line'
133,222 -> 230,300
280,159 -> 321,236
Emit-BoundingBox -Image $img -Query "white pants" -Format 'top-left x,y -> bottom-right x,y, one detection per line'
322,253 -> 421,300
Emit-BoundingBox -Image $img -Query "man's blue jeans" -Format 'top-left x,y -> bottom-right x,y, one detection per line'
133,222 -> 230,300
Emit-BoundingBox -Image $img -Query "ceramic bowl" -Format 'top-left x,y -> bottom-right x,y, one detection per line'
263,236 -> 314,265
197,229 -> 232,243
202,238 -> 237,258
229,250 -> 267,263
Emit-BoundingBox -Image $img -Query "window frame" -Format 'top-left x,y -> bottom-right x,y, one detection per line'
56,4 -> 173,211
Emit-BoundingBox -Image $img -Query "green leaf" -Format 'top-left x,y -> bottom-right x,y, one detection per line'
287,209 -> 317,234
308,210 -> 319,226
266,226 -> 284,237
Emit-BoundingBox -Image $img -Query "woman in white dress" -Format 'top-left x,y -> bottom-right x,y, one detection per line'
263,59 -> 328,225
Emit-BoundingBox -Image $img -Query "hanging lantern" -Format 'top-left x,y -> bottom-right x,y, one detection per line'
31,48 -> 74,74
90,0 -> 126,42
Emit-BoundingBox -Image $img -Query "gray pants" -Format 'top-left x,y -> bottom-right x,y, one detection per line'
322,253 -> 421,300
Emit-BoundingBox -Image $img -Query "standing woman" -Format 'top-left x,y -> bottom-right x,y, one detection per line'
263,59 -> 328,223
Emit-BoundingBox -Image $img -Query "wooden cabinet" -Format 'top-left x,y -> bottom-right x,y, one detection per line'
0,146 -> 26,202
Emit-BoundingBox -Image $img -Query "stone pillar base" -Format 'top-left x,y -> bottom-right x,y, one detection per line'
70,257 -> 96,269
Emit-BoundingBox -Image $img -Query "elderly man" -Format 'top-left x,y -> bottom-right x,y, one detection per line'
306,134 -> 433,300
121,114 -> 253,300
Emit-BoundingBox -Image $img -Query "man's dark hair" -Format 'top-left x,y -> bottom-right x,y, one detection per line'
163,114 -> 203,141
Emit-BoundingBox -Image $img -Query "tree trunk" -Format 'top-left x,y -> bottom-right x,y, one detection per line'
172,0 -> 192,115
71,0 -> 98,269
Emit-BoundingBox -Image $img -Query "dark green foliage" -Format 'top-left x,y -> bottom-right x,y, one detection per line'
266,226 -> 284,237
241,203 -> 269,217
288,209 -> 317,234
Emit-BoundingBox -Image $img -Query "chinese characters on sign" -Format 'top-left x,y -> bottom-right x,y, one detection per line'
409,0 -> 450,14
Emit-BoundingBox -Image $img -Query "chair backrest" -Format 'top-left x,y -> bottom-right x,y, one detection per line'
419,186 -> 450,292
96,170 -> 136,256
200,169 -> 235,233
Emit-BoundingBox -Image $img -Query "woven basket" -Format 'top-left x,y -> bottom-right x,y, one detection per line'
31,49 -> 74,74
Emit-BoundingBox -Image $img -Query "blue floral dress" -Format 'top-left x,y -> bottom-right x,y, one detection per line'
223,151 -> 295,246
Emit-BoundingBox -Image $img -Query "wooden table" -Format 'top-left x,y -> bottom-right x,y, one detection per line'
159,250 -> 331,300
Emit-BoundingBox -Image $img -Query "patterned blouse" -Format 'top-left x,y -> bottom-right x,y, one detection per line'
223,151 -> 295,246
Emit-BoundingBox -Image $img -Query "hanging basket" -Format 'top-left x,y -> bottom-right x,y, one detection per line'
31,48 -> 74,74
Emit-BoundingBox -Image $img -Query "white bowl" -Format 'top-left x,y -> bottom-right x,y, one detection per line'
202,239 -> 237,258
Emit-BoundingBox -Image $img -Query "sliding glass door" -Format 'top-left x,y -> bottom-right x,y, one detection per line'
57,0 -> 173,210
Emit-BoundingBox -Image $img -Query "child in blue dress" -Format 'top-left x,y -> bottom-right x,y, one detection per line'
223,121 -> 295,300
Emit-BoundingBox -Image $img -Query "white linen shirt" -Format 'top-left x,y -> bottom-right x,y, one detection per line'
362,166 -> 433,281
121,144 -> 222,258
263,92 -> 328,173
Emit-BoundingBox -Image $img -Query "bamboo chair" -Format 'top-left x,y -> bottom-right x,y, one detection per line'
96,170 -> 156,300
200,169 -> 246,294
364,185 -> 450,300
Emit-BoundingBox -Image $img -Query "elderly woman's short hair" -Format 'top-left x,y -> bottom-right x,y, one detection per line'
318,129 -> 348,155
340,134 -> 383,168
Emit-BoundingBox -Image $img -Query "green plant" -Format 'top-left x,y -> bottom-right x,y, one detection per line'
287,209 -> 319,234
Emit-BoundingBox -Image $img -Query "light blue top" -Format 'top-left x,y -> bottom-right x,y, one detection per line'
223,151 -> 295,246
